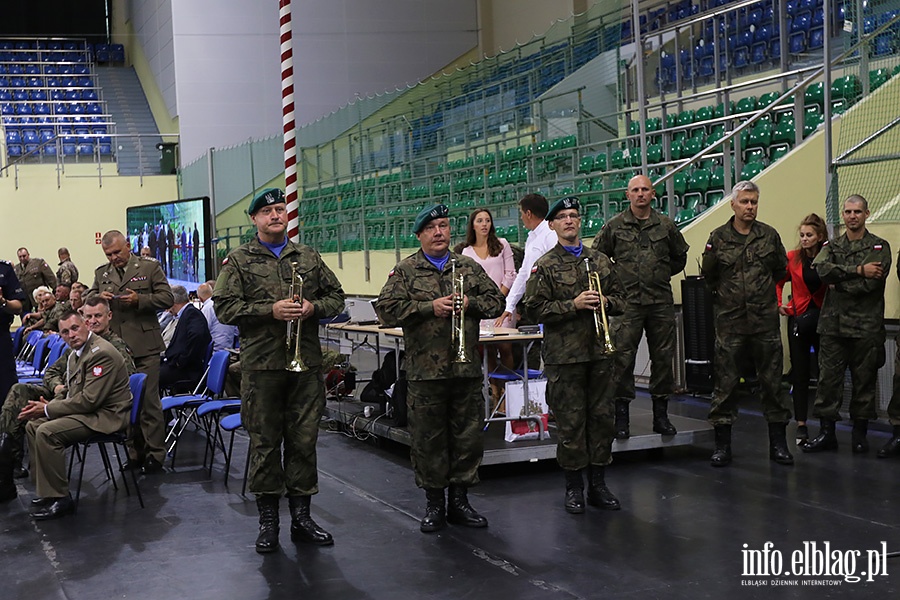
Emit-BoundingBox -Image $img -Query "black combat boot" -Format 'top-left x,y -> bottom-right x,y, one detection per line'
802,419 -> 838,453
0,433 -> 17,503
288,495 -> 334,545
254,495 -> 280,554
877,426 -> 900,458
420,488 -> 446,533
850,420 -> 869,454
614,400 -> 630,439
586,466 -> 620,510
651,396 -> 677,436
447,485 -> 488,527
564,469 -> 585,514
710,424 -> 732,467
11,435 -> 27,479
767,422 -> 794,465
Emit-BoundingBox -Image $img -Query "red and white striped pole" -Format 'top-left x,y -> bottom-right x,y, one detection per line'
280,0 -> 300,242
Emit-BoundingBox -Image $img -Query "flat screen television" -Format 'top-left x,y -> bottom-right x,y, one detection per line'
125,196 -> 212,290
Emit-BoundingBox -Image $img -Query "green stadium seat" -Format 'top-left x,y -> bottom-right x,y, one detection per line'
646,117 -> 661,132
672,171 -> 688,197
695,105 -> 715,123
735,96 -> 758,115
676,109 -> 695,127
870,68 -> 891,91
804,82 -> 825,110
578,156 -> 594,174
769,146 -> 789,162
744,148 -> 766,164
709,166 -> 725,192
628,121 -> 640,136
771,119 -> 796,147
803,111 -> 824,138
686,168 -> 711,196
647,143 -> 663,164
831,75 -> 861,103
593,153 -> 607,171
665,113 -> 677,128
740,162 -> 765,180
715,101 -> 736,118
535,140 -> 550,154
681,136 -> 703,158
670,139 -> 684,161
674,208 -> 696,225
610,149 -> 627,170
707,191 -> 725,206
745,122 -> 773,150
561,135 -> 577,149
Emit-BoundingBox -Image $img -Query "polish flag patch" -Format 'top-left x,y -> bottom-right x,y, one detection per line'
388,269 -> 395,277
92,366 -> 104,377
705,243 -> 713,250
531,266 -> 538,274
874,244 -> 883,250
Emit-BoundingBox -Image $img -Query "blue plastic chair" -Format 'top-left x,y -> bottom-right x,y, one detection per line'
219,413 -> 249,494
70,373 -> 147,510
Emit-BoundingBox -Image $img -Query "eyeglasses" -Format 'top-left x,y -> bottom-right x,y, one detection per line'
553,213 -> 582,221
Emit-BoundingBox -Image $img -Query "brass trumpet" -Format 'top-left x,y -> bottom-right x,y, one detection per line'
450,259 -> 470,363
286,261 -> 308,372
584,258 -> 615,354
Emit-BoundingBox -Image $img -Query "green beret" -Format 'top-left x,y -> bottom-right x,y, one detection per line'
248,188 -> 285,215
546,196 -> 580,221
413,204 -> 450,234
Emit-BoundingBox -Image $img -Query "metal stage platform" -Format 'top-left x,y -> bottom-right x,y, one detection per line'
325,398 -> 714,466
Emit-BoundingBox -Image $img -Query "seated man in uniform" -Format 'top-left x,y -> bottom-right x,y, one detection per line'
0,296 -> 134,498
10,309 -> 132,519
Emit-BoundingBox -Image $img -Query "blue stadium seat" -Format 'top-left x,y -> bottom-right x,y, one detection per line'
789,32 -> 806,54
65,90 -> 82,101
699,56 -> 715,77
874,34 -> 893,56
808,27 -> 824,50
5,130 -> 21,144
13,89 -> 28,101
16,104 -> 32,115
791,11 -> 811,33
733,46 -> 750,69
22,129 -> 38,144
7,144 -> 23,157
30,90 -> 47,100
750,43 -> 767,65
76,143 -> 94,156
0,90 -> 9,101
33,103 -> 49,115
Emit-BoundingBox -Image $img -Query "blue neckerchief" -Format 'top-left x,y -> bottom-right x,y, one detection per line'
562,243 -> 583,258
424,251 -> 450,272
259,237 -> 288,258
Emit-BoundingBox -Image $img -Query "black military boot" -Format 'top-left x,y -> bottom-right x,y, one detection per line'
420,488 -> 446,533
447,485 -> 488,527
651,396 -> 677,436
254,495 -> 280,554
586,466 -> 620,510
614,400 -> 630,439
802,419 -> 838,453
710,424 -> 732,467
767,422 -> 794,465
564,469 -> 585,514
851,420 -> 869,454
877,426 -> 900,458
288,495 -> 334,546
11,435 -> 28,479
0,433 -> 17,503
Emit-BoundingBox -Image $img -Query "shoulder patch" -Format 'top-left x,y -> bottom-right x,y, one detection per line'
705,243 -> 713,251
92,365 -> 104,376
822,240 -> 829,246
222,257 -> 229,265
874,244 -> 883,251
388,269 -> 395,277
531,265 -> 538,274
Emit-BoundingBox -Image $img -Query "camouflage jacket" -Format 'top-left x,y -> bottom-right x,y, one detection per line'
701,217 -> 787,335
213,237 -> 345,371
14,257 -> 57,298
56,259 -> 79,286
813,230 -> 891,338
44,329 -> 135,397
523,244 -> 625,365
375,250 -> 504,381
42,300 -> 72,332
592,208 -> 688,305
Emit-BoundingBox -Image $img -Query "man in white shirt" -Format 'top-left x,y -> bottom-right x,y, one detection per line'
495,194 -> 556,327
197,281 -> 237,351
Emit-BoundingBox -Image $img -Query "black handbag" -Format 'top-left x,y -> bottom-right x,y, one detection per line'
793,306 -> 820,338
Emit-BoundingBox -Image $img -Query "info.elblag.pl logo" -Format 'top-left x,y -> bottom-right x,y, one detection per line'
741,541 -> 890,586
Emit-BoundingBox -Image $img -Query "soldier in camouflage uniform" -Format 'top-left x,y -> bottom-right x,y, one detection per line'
804,195 -> 890,454
593,174 -> 689,439
375,204 -> 504,533
214,188 -> 345,554
56,248 -> 79,287
701,181 -> 792,467
523,197 -> 626,514
14,248 -> 58,315
0,296 -> 133,484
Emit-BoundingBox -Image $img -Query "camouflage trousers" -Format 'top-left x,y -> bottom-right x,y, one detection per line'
241,369 -> 325,497
545,360 -> 615,470
1,383 -> 51,462
407,378 -> 483,490
708,331 -> 791,425
814,334 -> 883,422
889,342 -> 900,426
611,303 -> 677,403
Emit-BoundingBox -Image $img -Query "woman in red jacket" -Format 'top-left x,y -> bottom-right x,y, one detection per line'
776,214 -> 828,442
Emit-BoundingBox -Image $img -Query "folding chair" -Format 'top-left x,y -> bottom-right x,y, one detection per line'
218,413 -> 249,495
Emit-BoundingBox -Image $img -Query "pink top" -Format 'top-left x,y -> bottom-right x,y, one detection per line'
461,237 -> 517,291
